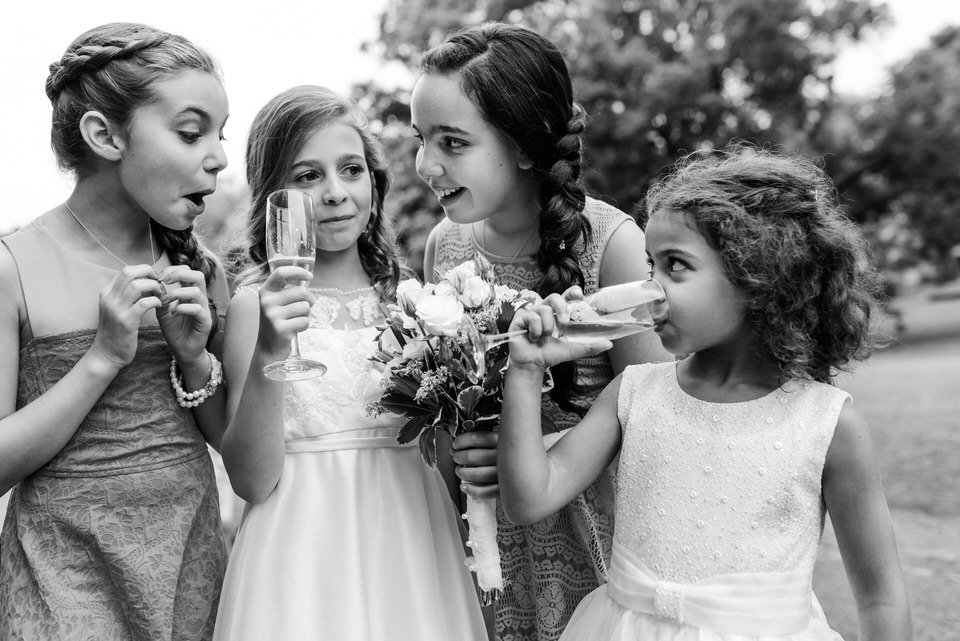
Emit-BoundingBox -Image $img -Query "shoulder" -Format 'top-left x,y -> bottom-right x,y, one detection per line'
824,400 -> 873,473
618,362 -> 671,405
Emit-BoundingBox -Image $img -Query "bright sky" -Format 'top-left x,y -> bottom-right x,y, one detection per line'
1,0 -> 957,233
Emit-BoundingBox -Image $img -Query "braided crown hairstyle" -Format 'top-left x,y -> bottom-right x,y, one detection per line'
644,143 -> 883,383
237,85 -> 403,301
46,22 -> 222,285
419,21 -> 591,297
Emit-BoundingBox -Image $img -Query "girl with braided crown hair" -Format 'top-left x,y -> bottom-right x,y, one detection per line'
411,21 -> 670,641
0,22 -> 230,639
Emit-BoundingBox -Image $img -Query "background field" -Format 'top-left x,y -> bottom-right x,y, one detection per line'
813,286 -> 960,640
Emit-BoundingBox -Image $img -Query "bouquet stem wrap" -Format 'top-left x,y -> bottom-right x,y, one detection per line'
464,494 -> 503,603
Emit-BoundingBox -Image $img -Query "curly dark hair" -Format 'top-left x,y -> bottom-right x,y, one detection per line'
643,143 -> 884,383
46,22 -> 221,286
236,85 -> 406,302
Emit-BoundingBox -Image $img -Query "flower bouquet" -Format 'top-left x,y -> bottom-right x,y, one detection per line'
367,254 -> 543,602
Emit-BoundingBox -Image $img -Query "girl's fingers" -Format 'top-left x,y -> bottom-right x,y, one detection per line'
452,446 -> 497,467
461,481 -> 499,499
262,266 -> 313,292
456,464 -> 497,484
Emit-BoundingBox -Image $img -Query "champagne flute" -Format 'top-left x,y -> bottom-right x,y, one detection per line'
263,189 -> 327,381
462,279 -> 668,378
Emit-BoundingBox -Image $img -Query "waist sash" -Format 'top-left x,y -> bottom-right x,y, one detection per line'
606,539 -> 812,636
284,427 -> 413,453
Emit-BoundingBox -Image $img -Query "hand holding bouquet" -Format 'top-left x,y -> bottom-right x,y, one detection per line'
367,254 -> 545,600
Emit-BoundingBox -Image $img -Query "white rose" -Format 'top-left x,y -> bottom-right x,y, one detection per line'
459,275 -> 491,308
397,278 -> 425,316
415,294 -> 464,337
444,261 -> 477,292
433,280 -> 457,298
494,284 -> 519,303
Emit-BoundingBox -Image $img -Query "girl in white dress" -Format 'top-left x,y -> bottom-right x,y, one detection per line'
496,144 -> 912,640
213,85 -> 487,640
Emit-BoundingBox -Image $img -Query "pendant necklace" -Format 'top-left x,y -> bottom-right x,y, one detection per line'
479,220 -> 537,266
65,202 -> 159,267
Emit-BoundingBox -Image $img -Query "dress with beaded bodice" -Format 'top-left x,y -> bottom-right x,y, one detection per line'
212,287 -> 487,641
0,214 -> 226,641
559,362 -> 848,640
432,197 -> 635,641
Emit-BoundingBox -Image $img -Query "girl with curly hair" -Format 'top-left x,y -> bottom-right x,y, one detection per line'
214,85 -> 486,640
410,21 -> 669,640
496,144 -> 912,640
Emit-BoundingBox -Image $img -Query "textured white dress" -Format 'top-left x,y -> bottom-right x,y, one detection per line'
213,287 -> 487,641
560,362 -> 848,640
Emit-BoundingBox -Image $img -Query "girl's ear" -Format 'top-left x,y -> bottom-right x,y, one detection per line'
79,111 -> 124,161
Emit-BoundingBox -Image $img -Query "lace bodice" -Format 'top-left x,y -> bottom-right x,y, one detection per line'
432,197 -> 634,430
616,362 -> 850,584
280,287 -> 401,440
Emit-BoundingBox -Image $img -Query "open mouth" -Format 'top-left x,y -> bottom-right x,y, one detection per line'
185,193 -> 207,207
435,186 -> 465,204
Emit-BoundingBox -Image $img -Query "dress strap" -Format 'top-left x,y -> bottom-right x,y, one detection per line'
605,539 -> 813,636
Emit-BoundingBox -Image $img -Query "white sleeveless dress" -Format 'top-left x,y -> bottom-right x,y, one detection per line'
213,287 -> 487,641
560,362 -> 848,640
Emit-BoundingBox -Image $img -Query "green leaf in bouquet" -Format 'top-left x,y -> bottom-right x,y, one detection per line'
378,392 -> 435,416
457,385 -> 485,416
418,425 -> 438,467
398,412 -> 436,444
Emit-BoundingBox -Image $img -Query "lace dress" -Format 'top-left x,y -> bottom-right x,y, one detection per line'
432,198 -> 633,641
0,215 -> 226,640
560,362 -> 848,640
212,287 -> 487,641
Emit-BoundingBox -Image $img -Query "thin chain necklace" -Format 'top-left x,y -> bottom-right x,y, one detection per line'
478,220 -> 537,266
65,202 -> 158,267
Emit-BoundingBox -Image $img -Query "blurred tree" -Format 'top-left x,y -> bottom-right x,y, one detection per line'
354,0 -> 889,279
836,26 -> 960,281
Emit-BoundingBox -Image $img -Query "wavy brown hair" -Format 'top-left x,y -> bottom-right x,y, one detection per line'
235,85 -> 405,301
46,22 -> 221,285
643,143 -> 884,383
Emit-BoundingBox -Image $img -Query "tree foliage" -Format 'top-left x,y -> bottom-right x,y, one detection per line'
836,26 -> 960,278
358,0 -> 889,278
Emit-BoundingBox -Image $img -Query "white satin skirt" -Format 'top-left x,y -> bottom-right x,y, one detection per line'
560,540 -> 843,641
213,428 -> 487,641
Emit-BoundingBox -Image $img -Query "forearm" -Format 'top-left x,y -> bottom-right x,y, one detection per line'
220,348 -> 286,503
498,365 -> 558,524
0,349 -> 119,493
857,599 -> 912,641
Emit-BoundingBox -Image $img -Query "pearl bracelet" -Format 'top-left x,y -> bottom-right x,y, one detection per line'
169,352 -> 223,408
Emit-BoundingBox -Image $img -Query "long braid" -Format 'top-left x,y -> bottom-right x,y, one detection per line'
535,103 -> 591,298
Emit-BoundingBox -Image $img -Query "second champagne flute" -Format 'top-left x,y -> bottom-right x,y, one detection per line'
263,189 -> 327,381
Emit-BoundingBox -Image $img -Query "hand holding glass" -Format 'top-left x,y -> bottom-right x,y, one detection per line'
262,189 -> 327,381
463,279 -> 668,377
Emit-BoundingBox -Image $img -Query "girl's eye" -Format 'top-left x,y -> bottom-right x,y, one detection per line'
412,132 -> 424,146
295,170 -> 321,183
179,131 -> 202,143
342,164 -> 367,178
442,137 -> 467,151
667,257 -> 689,272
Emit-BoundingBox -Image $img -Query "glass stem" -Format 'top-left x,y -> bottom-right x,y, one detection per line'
484,329 -> 528,351
289,333 -> 304,359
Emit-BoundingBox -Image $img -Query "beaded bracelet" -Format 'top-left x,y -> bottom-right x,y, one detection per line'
169,352 -> 224,408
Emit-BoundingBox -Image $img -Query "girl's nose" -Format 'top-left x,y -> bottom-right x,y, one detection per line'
415,145 -> 444,180
205,139 -> 228,173
322,179 -> 348,205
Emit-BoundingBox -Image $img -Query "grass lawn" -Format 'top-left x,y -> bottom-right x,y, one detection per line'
813,289 -> 960,640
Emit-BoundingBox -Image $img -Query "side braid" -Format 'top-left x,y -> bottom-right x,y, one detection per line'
151,222 -> 218,286
535,103 -> 591,298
